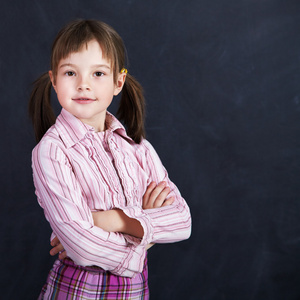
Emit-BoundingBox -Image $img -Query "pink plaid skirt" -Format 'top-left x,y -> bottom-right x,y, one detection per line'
38,256 -> 149,299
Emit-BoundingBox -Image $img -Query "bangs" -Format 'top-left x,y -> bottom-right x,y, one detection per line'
50,20 -> 121,79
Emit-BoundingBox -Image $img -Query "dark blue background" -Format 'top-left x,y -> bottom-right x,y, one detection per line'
1,1 -> 300,299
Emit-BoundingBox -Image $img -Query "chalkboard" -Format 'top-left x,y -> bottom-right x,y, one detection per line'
1,0 -> 300,299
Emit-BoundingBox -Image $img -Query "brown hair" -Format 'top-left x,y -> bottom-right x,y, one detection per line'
29,19 -> 145,143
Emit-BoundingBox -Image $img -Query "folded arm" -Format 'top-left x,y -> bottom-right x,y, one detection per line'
32,141 -> 146,277
121,140 -> 192,245
51,181 -> 172,259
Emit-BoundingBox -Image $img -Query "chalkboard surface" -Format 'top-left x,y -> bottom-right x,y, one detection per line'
1,1 -> 300,299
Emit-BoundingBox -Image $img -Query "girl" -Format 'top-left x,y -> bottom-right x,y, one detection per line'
29,19 -> 191,299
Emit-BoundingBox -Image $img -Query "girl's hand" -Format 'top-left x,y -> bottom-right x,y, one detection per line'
146,243 -> 155,250
50,236 -> 67,260
143,181 -> 175,209
142,182 -> 174,251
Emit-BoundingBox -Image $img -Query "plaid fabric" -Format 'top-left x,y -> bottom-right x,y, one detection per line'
38,257 -> 149,300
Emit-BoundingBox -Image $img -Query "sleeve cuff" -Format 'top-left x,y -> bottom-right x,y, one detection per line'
112,243 -> 147,277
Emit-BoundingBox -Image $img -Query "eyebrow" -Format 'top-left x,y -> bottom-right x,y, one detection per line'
59,63 -> 111,70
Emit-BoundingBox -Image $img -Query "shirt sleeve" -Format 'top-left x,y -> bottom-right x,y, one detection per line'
32,139 -> 146,278
120,139 -> 192,246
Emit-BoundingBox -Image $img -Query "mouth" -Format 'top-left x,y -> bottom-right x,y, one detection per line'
72,97 -> 96,104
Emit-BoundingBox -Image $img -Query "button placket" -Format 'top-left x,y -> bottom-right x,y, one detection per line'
105,135 -> 127,206
83,132 -> 120,209
108,136 -> 139,206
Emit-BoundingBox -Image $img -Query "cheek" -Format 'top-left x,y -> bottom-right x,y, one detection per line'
54,84 -> 69,103
55,80 -> 71,94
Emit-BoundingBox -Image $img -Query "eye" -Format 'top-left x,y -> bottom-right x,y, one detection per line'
94,71 -> 104,77
65,71 -> 75,76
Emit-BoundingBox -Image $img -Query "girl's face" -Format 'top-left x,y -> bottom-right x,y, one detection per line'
49,39 -> 126,131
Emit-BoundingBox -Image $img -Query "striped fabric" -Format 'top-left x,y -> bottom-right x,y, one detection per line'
32,108 -> 191,296
38,257 -> 149,299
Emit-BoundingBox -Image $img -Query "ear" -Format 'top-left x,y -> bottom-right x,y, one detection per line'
49,70 -> 57,92
114,72 -> 126,96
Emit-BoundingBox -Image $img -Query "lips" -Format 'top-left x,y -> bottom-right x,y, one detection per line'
72,97 -> 96,104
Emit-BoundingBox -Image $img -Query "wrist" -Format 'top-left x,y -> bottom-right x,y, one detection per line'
92,209 -> 144,239
115,209 -> 144,238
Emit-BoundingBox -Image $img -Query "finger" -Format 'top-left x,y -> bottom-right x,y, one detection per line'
50,243 -> 64,256
50,236 -> 60,247
143,182 -> 157,200
142,182 -> 157,208
146,243 -> 155,250
147,181 -> 167,207
59,250 -> 67,260
152,186 -> 171,208
162,196 -> 175,207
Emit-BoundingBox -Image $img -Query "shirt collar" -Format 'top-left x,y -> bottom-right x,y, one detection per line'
55,109 -> 133,148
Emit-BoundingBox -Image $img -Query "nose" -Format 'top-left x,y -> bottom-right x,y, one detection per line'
77,75 -> 91,91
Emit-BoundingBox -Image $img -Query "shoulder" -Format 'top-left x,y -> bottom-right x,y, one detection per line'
133,138 -> 162,162
138,138 -> 158,154
32,125 -> 66,162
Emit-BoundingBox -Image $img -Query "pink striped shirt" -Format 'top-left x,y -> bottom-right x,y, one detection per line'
32,108 -> 191,278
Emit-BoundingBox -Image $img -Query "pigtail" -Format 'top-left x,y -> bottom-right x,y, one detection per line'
117,73 -> 145,144
28,72 -> 56,143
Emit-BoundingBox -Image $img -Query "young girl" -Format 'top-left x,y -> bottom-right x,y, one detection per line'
29,19 -> 191,299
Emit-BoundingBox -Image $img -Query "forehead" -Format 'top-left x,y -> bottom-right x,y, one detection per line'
58,40 -> 111,67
